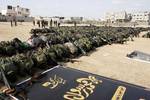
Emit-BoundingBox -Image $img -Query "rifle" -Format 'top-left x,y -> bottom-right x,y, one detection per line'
0,68 -> 19,100
74,41 -> 86,55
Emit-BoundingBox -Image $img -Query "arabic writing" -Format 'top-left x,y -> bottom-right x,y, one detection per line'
111,86 -> 126,100
63,76 -> 102,100
42,75 -> 66,89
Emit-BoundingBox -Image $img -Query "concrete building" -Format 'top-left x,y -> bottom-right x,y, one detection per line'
1,5 -> 33,22
70,17 -> 83,22
1,6 -> 16,16
131,11 -> 150,25
61,17 -> 83,24
105,11 -> 130,23
1,5 -> 30,17
105,12 -> 115,23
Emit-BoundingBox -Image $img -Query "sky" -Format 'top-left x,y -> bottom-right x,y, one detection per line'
0,0 -> 150,19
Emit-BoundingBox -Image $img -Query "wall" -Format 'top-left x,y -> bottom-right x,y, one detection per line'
0,15 -> 7,21
0,16 -> 34,22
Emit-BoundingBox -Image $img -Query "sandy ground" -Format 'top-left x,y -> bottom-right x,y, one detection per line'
66,38 -> 150,88
0,22 -> 150,88
0,22 -> 37,41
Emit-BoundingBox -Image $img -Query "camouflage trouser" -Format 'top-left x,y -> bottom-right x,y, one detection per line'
0,93 -> 11,100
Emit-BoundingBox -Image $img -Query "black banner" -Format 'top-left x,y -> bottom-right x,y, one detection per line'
17,66 -> 150,100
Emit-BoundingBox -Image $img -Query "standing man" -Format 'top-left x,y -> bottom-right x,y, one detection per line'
41,20 -> 45,28
33,20 -> 35,26
58,22 -> 60,27
10,20 -> 13,27
37,20 -> 40,28
53,21 -> 55,27
14,19 -> 17,26
10,17 -> 13,27
55,21 -> 58,27
74,21 -> 77,27
50,19 -> 53,27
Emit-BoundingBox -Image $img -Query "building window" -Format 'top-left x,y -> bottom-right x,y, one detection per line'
18,12 -> 21,14
26,9 -> 29,12
7,6 -> 12,9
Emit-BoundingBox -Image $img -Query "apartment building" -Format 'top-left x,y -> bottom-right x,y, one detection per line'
131,11 -> 150,24
105,11 -> 129,23
1,5 -> 30,17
